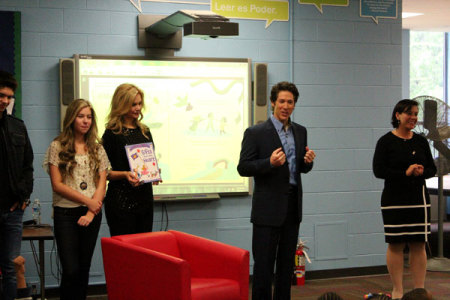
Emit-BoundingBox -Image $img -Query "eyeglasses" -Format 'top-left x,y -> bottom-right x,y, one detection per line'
0,92 -> 15,100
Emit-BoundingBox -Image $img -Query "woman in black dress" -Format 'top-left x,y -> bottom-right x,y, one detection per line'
373,99 -> 436,299
102,83 -> 158,236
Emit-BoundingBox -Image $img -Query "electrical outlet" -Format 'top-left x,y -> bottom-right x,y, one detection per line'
29,282 -> 38,295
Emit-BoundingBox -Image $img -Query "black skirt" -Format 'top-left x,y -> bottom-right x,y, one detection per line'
381,183 -> 430,243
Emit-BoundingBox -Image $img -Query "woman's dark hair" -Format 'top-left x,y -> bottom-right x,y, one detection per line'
0,70 -> 18,92
317,291 -> 344,300
270,81 -> 299,104
402,288 -> 432,300
391,99 -> 419,128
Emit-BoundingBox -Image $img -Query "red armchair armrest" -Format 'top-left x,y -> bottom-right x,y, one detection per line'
101,237 -> 191,300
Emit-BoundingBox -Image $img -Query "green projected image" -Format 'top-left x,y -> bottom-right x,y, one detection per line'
76,57 -> 251,196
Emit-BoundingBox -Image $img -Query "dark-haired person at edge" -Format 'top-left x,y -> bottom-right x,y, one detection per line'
317,291 -> 344,300
102,83 -> 160,236
44,99 -> 109,300
0,70 -> 34,300
373,99 -> 436,300
402,288 -> 433,300
238,81 -> 316,300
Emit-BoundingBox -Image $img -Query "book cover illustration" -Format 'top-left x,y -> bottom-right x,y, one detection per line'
125,142 -> 161,183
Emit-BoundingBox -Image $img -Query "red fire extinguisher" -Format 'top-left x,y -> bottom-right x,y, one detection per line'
294,246 -> 306,285
293,239 -> 310,286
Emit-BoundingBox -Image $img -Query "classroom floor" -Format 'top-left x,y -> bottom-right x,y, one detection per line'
45,267 -> 450,300
288,268 -> 450,300
46,221 -> 450,299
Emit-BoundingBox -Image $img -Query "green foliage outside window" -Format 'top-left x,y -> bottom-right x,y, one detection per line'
410,31 -> 444,100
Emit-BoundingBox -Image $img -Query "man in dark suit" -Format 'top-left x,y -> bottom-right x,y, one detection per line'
238,81 -> 315,300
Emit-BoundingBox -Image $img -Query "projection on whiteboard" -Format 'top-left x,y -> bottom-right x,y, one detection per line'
75,57 -> 250,196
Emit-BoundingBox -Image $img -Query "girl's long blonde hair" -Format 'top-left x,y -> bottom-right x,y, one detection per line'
105,83 -> 149,138
56,99 -> 101,182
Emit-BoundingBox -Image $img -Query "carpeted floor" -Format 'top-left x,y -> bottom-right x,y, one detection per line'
46,222 -> 450,299
53,268 -> 449,300
288,268 -> 450,300
49,221 -> 450,300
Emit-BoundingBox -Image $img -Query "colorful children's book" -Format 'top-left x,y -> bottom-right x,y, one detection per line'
125,142 -> 161,183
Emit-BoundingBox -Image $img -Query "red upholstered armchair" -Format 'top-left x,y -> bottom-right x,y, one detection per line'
101,230 -> 249,300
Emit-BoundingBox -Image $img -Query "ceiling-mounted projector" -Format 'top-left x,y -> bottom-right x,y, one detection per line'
183,20 -> 238,39
137,10 -> 239,56
145,10 -> 239,39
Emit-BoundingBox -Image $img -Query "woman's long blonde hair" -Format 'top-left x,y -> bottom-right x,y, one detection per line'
56,99 -> 101,182
105,83 -> 149,137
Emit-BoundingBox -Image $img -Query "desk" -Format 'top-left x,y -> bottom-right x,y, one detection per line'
426,175 -> 450,196
22,225 -> 54,300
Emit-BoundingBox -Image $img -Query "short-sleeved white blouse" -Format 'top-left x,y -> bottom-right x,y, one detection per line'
43,140 -> 110,208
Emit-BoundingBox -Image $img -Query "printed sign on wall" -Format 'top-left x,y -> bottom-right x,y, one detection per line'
298,0 -> 349,14
211,0 -> 289,28
360,0 -> 397,24
129,0 -> 288,28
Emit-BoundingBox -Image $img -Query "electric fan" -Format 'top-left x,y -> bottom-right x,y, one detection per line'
413,95 -> 450,271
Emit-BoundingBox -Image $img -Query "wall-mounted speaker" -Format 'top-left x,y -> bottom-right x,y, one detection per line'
59,59 -> 76,131
253,63 -> 268,125
60,59 -> 75,105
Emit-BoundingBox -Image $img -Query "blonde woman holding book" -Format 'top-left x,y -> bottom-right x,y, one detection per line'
102,83 -> 158,236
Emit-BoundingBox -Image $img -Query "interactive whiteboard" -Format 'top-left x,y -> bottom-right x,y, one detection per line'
63,55 -> 251,197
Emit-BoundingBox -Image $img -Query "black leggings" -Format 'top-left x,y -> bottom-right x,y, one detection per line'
53,206 -> 101,300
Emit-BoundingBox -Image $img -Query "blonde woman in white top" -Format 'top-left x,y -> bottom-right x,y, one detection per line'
44,99 -> 109,300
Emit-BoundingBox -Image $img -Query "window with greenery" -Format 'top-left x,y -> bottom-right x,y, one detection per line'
410,31 -> 444,100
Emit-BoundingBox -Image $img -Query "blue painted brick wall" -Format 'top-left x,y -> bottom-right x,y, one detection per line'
0,0 -> 401,286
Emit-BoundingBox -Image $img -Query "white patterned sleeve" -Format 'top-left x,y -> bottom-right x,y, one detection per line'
98,145 -> 111,173
42,140 -> 60,174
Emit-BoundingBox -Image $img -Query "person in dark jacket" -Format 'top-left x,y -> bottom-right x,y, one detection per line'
0,70 -> 34,300
238,81 -> 315,300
